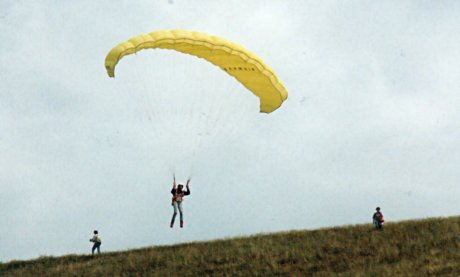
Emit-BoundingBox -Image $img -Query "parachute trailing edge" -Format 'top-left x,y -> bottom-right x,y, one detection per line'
105,30 -> 287,113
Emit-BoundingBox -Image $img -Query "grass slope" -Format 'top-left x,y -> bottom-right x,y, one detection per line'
2,216 -> 460,276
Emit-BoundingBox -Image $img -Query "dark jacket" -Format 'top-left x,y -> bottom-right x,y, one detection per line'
171,187 -> 190,203
373,211 -> 383,222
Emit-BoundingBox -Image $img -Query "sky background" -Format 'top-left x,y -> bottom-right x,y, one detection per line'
1,0 -> 460,262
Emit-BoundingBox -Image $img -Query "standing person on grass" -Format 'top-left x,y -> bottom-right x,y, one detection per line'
372,207 -> 384,230
89,230 -> 102,255
170,175 -> 191,228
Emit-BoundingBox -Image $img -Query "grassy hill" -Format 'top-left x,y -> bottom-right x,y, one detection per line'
2,216 -> 460,276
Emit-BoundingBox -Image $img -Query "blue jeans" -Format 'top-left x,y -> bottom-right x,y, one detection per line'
171,201 -> 183,223
374,220 -> 383,230
92,242 -> 101,255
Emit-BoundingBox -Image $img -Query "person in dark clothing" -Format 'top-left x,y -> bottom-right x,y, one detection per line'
372,207 -> 384,230
89,230 -> 101,255
170,175 -> 191,228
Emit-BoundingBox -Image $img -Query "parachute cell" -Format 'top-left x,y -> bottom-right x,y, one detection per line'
105,30 -> 287,113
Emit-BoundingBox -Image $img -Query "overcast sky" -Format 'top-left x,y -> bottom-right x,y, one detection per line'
1,0 -> 459,262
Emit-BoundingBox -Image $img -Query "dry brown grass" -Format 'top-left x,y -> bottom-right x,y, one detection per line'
2,216 -> 460,276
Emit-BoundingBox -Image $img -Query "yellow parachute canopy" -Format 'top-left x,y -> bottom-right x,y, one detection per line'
105,30 -> 287,113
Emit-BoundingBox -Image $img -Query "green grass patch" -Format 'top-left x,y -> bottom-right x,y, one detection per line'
2,216 -> 460,276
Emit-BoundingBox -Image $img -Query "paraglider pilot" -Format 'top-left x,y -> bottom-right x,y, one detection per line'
170,175 -> 191,228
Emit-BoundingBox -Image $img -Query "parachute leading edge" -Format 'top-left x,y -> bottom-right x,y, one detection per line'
105,30 -> 287,113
